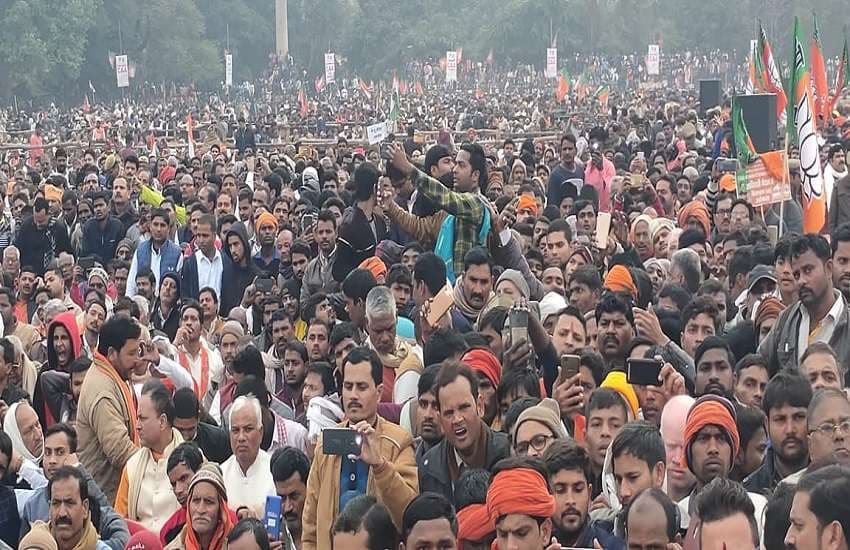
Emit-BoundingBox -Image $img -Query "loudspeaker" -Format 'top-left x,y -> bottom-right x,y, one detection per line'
699,80 -> 722,115
734,93 -> 778,153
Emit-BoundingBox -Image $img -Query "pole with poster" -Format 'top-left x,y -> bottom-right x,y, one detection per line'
225,53 -> 233,87
446,51 -> 458,82
546,48 -> 557,79
646,44 -> 660,77
115,54 -> 130,88
325,52 -> 336,85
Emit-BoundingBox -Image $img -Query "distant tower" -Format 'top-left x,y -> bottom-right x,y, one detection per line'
275,0 -> 289,58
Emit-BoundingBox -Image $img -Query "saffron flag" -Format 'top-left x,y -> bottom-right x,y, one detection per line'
186,113 -> 195,159
759,24 -> 788,120
555,69 -> 570,102
810,15 -> 829,122
298,88 -> 308,118
830,37 -> 850,117
789,17 -> 826,233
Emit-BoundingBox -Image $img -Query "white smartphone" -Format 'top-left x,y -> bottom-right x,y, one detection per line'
595,212 -> 612,250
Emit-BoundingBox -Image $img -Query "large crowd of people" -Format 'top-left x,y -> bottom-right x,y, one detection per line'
0,48 -> 849,550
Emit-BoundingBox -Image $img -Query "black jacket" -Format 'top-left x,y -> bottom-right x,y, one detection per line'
418,425 -> 510,506
191,422 -> 232,463
222,222 -> 259,314
180,250 -> 236,315
332,204 -> 388,282
80,216 -> 126,264
743,447 -> 789,496
14,216 -> 73,275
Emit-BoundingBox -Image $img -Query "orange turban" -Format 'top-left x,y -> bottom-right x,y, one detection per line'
603,265 -> 638,300
516,195 -> 539,216
677,201 -> 711,239
359,256 -> 387,281
44,185 -> 63,202
256,211 -> 278,231
486,467 -> 555,522
719,174 -> 737,192
683,396 -> 739,472
754,296 -> 785,331
457,504 -> 494,546
462,348 -> 502,388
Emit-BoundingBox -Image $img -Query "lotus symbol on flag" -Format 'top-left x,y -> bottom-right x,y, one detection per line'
794,41 -> 823,204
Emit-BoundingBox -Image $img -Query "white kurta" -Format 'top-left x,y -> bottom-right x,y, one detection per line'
221,450 -> 277,518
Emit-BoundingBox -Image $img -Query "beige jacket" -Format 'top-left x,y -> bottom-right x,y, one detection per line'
76,364 -> 138,503
301,416 -> 418,550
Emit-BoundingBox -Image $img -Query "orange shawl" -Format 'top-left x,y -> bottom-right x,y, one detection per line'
184,493 -> 234,550
93,352 -> 139,445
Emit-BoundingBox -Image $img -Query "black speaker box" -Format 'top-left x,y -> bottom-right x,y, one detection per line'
734,93 -> 779,153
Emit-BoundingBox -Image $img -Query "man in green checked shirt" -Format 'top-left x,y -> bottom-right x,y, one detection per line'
386,142 -> 489,281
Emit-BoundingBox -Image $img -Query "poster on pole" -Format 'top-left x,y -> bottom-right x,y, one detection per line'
367,121 -> 388,145
546,48 -> 558,78
324,52 -> 336,85
115,54 -> 129,88
446,51 -> 458,82
646,45 -> 660,76
738,151 -> 791,206
225,54 -> 233,87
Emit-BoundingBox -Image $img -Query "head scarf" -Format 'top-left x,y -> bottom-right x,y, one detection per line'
538,291 -> 567,325
603,265 -> 638,300
461,348 -> 502,388
486,467 -> 555,522
44,185 -> 63,203
516,195 -> 539,216
457,504 -> 494,546
650,218 -> 675,244
3,401 -> 43,462
495,269 -> 530,301
683,395 -> 740,473
644,258 -> 670,278
629,214 -> 655,244
88,267 -> 109,287
256,211 -> 277,231
754,296 -> 785,331
19,521 -> 56,550
184,465 -> 234,550
600,371 -> 639,419
676,201 -> 711,239
359,256 -> 387,282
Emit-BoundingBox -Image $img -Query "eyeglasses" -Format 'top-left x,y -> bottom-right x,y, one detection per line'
810,420 -> 850,437
515,434 -> 553,456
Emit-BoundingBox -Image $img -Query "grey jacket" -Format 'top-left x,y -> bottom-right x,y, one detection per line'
758,293 -> 850,374
300,251 -> 338,306
21,464 -> 129,550
829,174 -> 850,234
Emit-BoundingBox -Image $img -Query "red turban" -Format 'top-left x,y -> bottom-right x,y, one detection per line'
486,468 -> 555,522
754,296 -> 785,330
683,396 -> 740,471
462,348 -> 502,388
677,201 -> 711,239
603,265 -> 638,299
457,504 -> 494,547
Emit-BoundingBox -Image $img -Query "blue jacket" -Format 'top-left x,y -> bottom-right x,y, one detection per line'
80,217 -> 126,264
136,239 -> 182,280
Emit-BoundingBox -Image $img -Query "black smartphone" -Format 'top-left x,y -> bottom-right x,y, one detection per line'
79,256 -> 95,271
322,428 -> 362,456
717,158 -> 739,173
626,358 -> 664,386
256,278 -> 274,293
509,309 -> 529,346
301,213 -> 316,233
560,354 -> 581,381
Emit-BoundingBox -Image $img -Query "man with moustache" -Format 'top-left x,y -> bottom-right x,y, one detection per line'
831,224 -> 850,299
48,466 -> 112,550
744,371 -> 812,495
760,234 -> 850,374
694,337 -> 736,399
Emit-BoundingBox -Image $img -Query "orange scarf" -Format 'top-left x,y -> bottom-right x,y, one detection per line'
184,496 -> 234,550
93,352 -> 139,445
179,346 -> 210,398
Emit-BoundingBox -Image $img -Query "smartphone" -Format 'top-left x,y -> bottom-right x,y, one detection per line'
560,354 -> 581,381
626,358 -> 664,386
717,158 -> 738,173
79,256 -> 95,271
265,495 -> 282,540
509,309 -> 528,346
380,141 -> 392,161
595,212 -> 612,250
426,284 -> 454,327
301,213 -> 316,232
256,278 -> 274,293
767,225 -> 779,245
322,428 -> 362,456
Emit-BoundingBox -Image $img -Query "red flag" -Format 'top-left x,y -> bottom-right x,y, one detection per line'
759,25 -> 788,121
414,80 -> 424,96
298,89 -> 308,117
315,75 -> 326,94
811,16 -> 829,122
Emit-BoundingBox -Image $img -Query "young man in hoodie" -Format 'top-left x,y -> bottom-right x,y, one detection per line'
223,221 -> 259,316
32,311 -> 82,427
